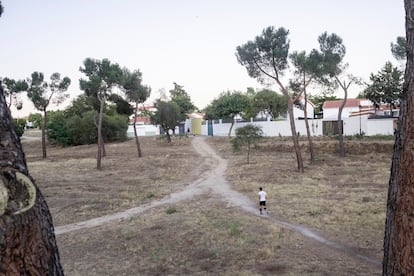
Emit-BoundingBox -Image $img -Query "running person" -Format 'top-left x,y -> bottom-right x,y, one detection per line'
258,187 -> 267,215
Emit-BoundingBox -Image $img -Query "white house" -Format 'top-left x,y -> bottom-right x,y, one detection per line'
322,98 -> 374,119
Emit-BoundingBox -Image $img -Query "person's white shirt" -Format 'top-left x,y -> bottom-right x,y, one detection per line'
258,190 -> 266,201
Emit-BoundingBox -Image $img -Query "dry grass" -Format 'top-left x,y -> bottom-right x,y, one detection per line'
21,132 -> 392,275
206,136 -> 392,261
24,135 -> 201,225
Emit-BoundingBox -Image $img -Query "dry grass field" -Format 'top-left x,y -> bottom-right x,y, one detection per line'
21,132 -> 393,275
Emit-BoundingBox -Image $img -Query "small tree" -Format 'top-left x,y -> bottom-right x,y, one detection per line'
79,58 -> 124,170
169,82 -> 196,121
236,26 -> 305,172
317,32 -> 355,158
151,100 -> 181,143
363,61 -> 403,112
204,91 -> 250,137
289,49 -> 326,162
27,72 -> 71,158
250,89 -> 287,119
123,69 -> 151,157
231,124 -> 263,164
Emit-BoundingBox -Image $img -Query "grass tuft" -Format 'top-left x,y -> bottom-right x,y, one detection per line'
165,206 -> 177,214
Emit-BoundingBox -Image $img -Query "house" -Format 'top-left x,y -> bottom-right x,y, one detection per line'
323,98 -> 400,119
322,98 -> 374,119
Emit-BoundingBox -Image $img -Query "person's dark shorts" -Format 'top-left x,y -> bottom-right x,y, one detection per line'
259,201 -> 266,206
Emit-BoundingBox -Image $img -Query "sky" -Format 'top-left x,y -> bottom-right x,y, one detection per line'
0,0 -> 405,117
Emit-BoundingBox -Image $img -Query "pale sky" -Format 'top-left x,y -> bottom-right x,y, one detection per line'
0,0 -> 405,117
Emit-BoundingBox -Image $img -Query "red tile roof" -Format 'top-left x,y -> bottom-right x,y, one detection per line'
323,98 -> 369,109
129,116 -> 151,124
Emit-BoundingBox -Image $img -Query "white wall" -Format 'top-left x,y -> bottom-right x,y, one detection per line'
202,117 -> 395,137
293,103 -> 314,119
366,118 -> 396,136
202,119 -> 323,137
127,124 -> 160,137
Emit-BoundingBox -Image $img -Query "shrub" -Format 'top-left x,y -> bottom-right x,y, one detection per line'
101,113 -> 128,142
46,109 -> 129,146
231,124 -> 263,163
65,111 -> 98,145
13,118 -> 26,137
47,111 -> 71,145
28,113 -> 42,129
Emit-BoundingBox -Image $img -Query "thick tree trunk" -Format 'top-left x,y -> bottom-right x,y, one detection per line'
133,102 -> 142,158
287,97 -> 304,172
42,110 -> 47,158
0,85 -> 64,275
383,1 -> 414,273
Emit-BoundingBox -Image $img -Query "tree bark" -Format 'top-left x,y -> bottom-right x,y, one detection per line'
303,80 -> 315,162
286,96 -> 304,172
383,1 -> 414,274
133,102 -> 142,158
0,85 -> 64,275
336,77 -> 349,158
41,109 -> 47,159
228,119 -> 235,138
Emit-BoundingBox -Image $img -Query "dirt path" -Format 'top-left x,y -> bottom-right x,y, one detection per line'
55,136 -> 381,267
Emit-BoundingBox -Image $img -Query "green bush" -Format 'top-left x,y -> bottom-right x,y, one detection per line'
47,111 -> 71,145
13,118 -> 26,137
101,113 -> 128,142
28,113 -> 42,128
65,111 -> 98,145
231,124 -> 263,163
46,109 -> 129,146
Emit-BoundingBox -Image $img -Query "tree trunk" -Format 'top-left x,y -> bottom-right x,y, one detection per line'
303,86 -> 315,162
42,109 -> 47,159
336,77 -> 349,158
97,94 -> 104,170
133,102 -> 142,157
337,109 -> 345,157
247,142 -> 251,164
287,97 -> 304,172
383,1 -> 414,273
101,136 -> 106,158
0,85 -> 64,275
166,130 -> 172,143
228,119 -> 235,137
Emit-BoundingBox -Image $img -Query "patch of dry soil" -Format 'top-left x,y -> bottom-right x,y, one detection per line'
55,136 -> 381,268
